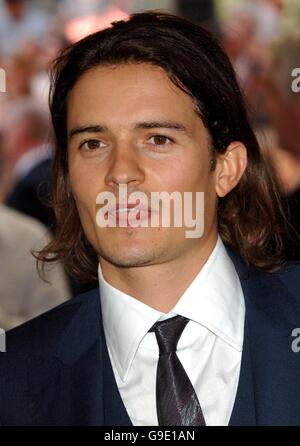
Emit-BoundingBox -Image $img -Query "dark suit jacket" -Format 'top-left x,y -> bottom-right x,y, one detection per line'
6,157 -> 55,231
1,247 -> 300,426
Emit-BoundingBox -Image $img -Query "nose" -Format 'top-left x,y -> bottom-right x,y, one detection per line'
104,141 -> 145,191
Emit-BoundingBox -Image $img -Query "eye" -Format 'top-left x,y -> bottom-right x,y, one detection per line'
79,139 -> 105,151
148,135 -> 174,146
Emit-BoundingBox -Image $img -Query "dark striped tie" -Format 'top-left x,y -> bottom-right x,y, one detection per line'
149,315 -> 206,426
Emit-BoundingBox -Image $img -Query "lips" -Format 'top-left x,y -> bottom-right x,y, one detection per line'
108,202 -> 152,214
106,202 -> 154,226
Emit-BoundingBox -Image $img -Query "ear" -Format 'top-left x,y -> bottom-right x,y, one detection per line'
215,142 -> 247,198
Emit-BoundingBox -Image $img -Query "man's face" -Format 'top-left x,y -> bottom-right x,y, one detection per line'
67,63 -> 219,268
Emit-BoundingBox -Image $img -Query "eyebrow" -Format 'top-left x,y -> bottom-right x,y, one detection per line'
68,120 -> 191,140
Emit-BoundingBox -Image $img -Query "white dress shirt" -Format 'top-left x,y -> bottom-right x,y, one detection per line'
98,236 -> 245,426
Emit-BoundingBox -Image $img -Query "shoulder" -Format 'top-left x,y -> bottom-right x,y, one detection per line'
226,243 -> 300,295
243,261 -> 300,328
2,288 -> 100,356
245,260 -> 300,305
0,204 -> 49,241
275,261 -> 300,301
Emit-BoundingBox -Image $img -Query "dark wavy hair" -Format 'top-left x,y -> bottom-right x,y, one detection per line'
36,11 -> 292,284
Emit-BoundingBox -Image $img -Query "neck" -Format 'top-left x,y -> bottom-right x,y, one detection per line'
99,231 -> 218,313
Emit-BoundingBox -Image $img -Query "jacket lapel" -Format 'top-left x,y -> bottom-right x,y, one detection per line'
24,288 -> 132,426
227,248 -> 300,425
100,323 -> 133,426
24,291 -> 104,425
229,316 -> 257,425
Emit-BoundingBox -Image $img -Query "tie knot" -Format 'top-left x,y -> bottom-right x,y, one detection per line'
149,315 -> 189,355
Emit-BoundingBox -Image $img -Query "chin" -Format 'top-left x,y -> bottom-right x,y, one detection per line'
98,244 -> 161,268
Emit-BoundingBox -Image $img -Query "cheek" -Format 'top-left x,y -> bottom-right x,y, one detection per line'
165,157 -> 217,218
69,167 -> 101,245
68,162 -> 101,214
159,158 -> 210,193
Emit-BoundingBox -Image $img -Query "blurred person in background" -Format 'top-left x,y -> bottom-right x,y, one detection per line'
0,33 -> 69,122
221,1 -> 300,260
222,7 -> 257,87
254,32 -> 300,259
233,0 -> 284,45
2,98 -> 55,229
28,32 -> 69,109
222,0 -> 285,126
2,98 -> 99,295
2,53 -> 32,99
0,51 -> 33,122
0,134 -> 70,331
0,0 -> 53,57
259,32 -> 300,162
226,0 -> 285,46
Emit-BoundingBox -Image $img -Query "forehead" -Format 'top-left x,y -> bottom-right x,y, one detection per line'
67,63 -> 202,129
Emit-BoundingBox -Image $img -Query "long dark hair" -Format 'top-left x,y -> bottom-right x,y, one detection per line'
36,11 -> 292,284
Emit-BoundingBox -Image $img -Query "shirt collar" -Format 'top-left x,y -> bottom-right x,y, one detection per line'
98,236 -> 245,382
99,266 -> 164,382
172,237 -> 245,352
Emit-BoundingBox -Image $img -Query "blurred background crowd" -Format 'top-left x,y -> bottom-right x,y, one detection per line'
0,0 -> 300,330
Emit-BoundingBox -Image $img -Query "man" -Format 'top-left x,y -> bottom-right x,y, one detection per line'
0,11 -> 300,426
